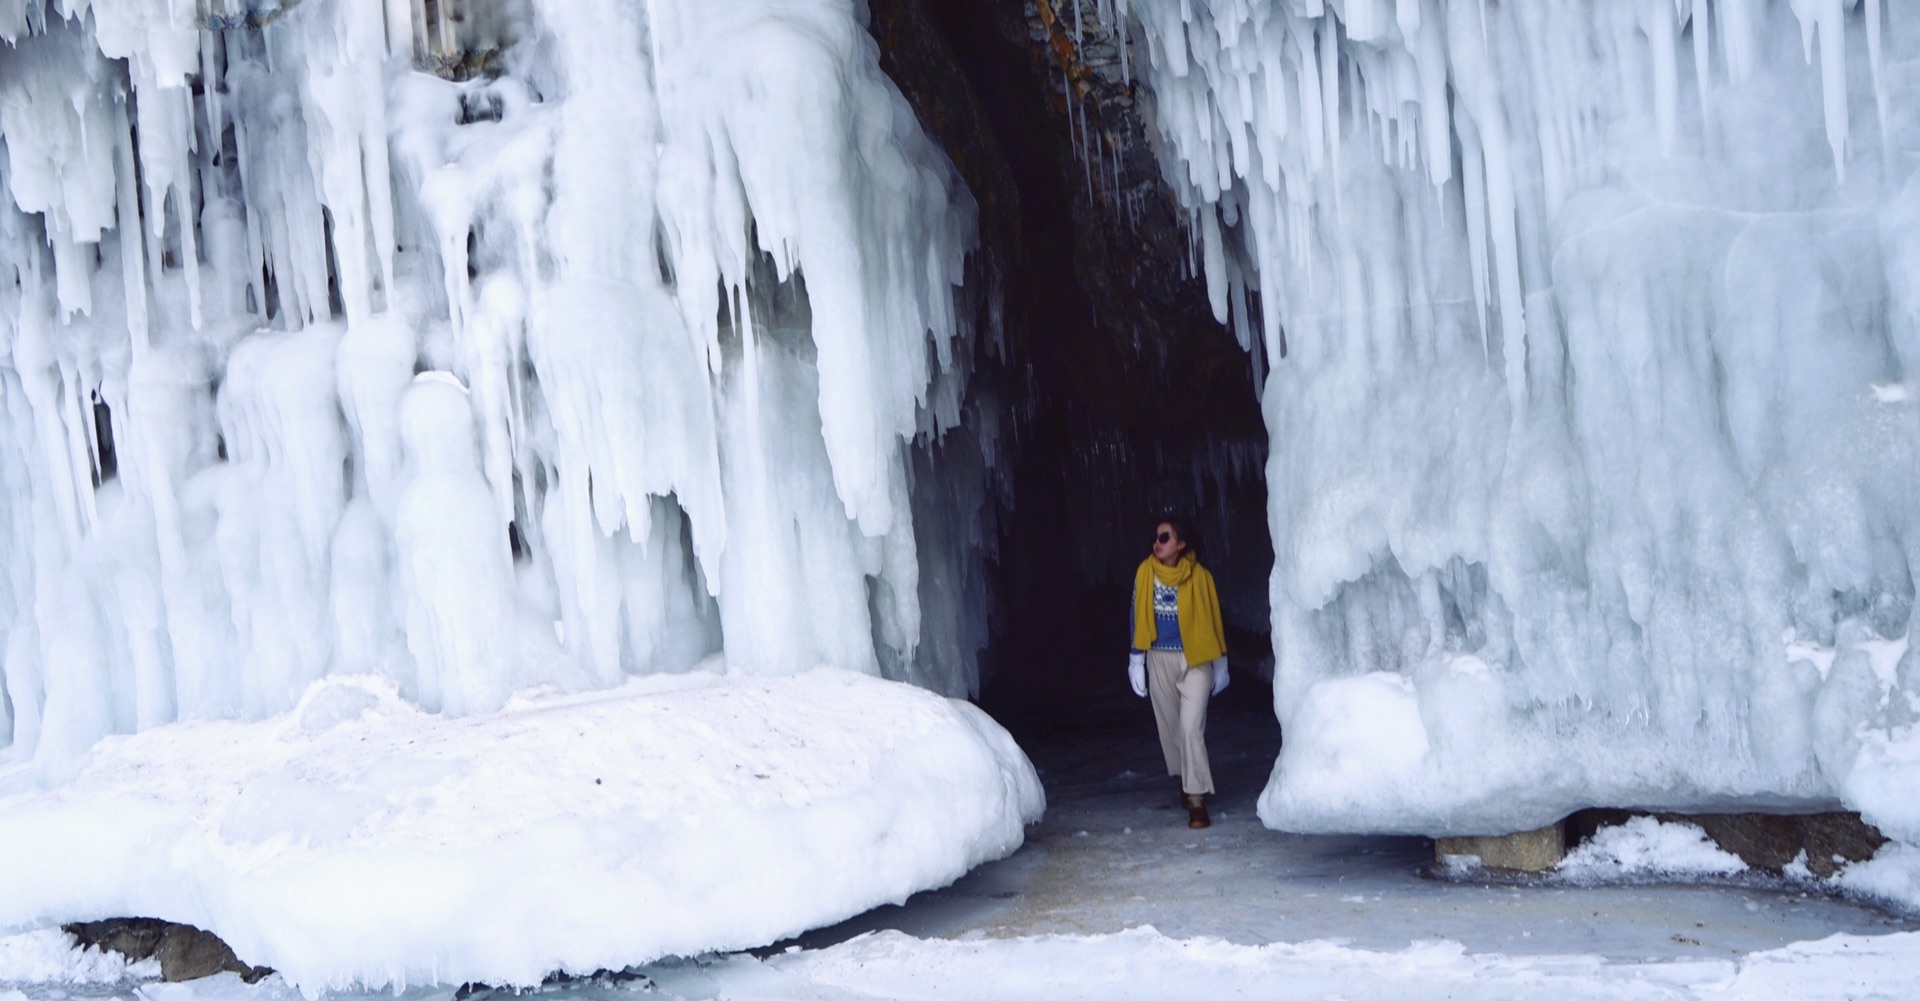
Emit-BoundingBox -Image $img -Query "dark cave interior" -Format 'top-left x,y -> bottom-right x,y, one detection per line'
867,0 -> 1276,713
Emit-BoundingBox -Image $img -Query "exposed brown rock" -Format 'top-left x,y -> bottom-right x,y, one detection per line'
1436,821 -> 1568,873
64,919 -> 273,984
63,918 -> 168,962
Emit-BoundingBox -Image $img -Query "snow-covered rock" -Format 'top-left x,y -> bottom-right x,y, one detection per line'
0,670 -> 1043,993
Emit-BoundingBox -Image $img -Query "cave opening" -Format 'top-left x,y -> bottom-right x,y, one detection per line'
869,0 -> 1276,724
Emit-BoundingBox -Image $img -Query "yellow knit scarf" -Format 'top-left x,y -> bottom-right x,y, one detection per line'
1131,553 -> 1226,667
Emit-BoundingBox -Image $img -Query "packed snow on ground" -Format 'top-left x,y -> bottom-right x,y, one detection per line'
1836,843 -> 1920,918
1554,818 -> 1749,883
0,668 -> 1043,995
649,926 -> 1920,1001
7,924 -> 1919,1001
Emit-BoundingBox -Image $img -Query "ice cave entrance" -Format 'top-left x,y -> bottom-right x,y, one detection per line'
872,0 -> 1278,718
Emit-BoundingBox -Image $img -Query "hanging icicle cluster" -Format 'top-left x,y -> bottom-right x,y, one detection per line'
0,0 -> 1002,768
1123,0 -> 1920,840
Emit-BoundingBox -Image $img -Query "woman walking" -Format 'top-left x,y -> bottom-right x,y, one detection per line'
1127,516 -> 1229,829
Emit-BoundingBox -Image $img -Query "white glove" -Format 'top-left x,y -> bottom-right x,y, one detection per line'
1128,651 -> 1147,697
1211,655 -> 1230,696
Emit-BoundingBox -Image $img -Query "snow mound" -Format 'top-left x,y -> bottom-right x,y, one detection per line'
1843,724 -> 1920,847
0,670 -> 1043,994
1836,843 -> 1920,917
1557,817 -> 1748,882
0,929 -> 157,986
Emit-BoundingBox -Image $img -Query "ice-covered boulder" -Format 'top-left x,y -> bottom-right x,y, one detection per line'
0,670 -> 1044,993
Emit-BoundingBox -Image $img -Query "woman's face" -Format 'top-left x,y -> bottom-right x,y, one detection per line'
1152,522 -> 1187,566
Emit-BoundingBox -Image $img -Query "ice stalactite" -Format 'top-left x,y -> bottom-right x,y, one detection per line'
1123,0 -> 1920,839
0,0 -> 999,770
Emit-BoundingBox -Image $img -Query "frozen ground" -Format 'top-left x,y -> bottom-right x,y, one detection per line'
3,683 -> 1915,1000
773,685 -> 1916,959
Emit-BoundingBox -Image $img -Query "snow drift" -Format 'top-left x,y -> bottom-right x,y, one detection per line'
0,669 -> 1045,993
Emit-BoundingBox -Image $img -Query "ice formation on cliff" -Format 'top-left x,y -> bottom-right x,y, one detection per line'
1117,0 -> 1920,837
0,0 -> 1001,769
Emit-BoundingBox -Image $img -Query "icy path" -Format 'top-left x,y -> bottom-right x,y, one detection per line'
773,686 -> 1914,959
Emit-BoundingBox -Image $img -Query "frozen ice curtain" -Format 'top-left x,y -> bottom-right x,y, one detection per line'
1116,0 -> 1920,843
0,0 -> 1002,768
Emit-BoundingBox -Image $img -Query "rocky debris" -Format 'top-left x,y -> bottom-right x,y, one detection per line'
1567,810 -> 1889,878
64,918 -> 274,983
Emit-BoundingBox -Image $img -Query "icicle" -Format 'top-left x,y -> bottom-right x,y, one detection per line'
1481,121 -> 1527,409
1720,0 -> 1755,82
1689,0 -> 1714,145
1063,62 -> 1076,166
1201,208 -> 1228,323
1297,29 -> 1324,171
1396,0 -> 1420,36
1082,95 -> 1095,202
174,86 -> 204,329
1797,0 -> 1858,180
112,94 -> 150,352
1320,15 -> 1342,215
1650,0 -> 1678,154
1456,109 -> 1492,359
1867,0 -> 1891,180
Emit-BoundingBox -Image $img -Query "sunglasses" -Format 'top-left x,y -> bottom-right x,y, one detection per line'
1155,532 -> 1176,544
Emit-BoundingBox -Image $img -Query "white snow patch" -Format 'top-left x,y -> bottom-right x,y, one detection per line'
0,928 -> 158,985
0,671 -> 1043,994
9,923 -> 1920,1001
1786,633 -> 1838,680
1783,850 -> 1816,882
1836,843 -> 1920,916
1858,634 -> 1910,693
1841,724 -> 1920,845
1870,383 -> 1909,404
1557,818 -> 1748,882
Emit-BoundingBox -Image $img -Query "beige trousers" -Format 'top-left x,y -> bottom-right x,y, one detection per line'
1147,649 -> 1214,795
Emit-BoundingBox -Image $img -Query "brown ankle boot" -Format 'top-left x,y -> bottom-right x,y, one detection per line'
1183,793 -> 1211,829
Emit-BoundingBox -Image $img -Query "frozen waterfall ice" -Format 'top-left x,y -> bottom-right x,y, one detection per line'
1115,0 -> 1920,845
0,0 -> 1003,771
7,0 -> 1920,916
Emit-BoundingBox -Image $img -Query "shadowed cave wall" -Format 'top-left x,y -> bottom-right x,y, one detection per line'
865,0 -> 1276,710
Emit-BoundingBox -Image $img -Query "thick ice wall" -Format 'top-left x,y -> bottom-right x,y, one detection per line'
0,0 -> 997,768
1119,0 -> 1920,835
